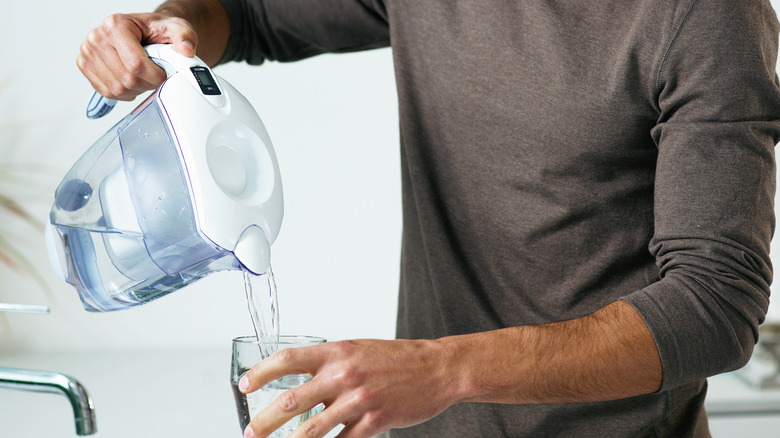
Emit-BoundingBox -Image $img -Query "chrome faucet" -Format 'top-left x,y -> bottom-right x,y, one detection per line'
0,367 -> 97,435
0,303 -> 96,435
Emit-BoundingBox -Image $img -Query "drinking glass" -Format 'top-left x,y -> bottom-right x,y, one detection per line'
231,335 -> 326,437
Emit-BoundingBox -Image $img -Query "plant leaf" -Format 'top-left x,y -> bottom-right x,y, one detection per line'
0,194 -> 41,228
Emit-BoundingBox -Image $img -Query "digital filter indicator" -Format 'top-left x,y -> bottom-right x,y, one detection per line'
190,66 -> 221,95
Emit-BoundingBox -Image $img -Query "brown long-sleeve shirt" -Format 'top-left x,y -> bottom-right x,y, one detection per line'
219,0 -> 780,435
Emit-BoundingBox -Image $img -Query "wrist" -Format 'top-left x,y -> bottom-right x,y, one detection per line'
432,333 -> 515,405
420,337 -> 472,408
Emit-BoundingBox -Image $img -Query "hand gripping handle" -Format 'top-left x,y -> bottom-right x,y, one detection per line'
86,44 -> 210,119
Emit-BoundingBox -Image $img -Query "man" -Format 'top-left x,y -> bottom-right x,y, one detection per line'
78,1 -> 780,437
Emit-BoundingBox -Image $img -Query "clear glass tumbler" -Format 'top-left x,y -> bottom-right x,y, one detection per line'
231,335 -> 326,437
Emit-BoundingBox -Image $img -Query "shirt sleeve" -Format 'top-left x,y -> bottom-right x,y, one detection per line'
217,0 -> 390,65
623,0 -> 780,391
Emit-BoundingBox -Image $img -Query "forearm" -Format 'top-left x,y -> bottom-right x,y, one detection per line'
442,300 -> 662,405
155,0 -> 230,66
238,300 -> 661,436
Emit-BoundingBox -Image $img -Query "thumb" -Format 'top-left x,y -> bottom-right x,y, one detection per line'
135,14 -> 199,57
174,38 -> 197,58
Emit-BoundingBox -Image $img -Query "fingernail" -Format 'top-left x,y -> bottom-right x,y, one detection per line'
244,426 -> 255,438
239,376 -> 249,392
182,40 -> 195,52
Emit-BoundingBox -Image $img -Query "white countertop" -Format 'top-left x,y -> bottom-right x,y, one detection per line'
3,349 -> 780,437
1,348 -> 239,438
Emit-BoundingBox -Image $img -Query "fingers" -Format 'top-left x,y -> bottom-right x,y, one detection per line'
295,396 -> 381,438
246,378 -> 362,438
240,346 -> 324,394
293,405 -> 346,438
241,346 -> 337,438
250,392 -> 387,438
77,14 -> 164,100
245,379 -> 334,438
78,36 -> 161,101
76,13 -> 198,101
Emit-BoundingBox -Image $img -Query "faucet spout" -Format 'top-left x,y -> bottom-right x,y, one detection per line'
0,367 -> 97,435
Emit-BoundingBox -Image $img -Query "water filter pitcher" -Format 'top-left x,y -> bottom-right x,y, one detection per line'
46,45 -> 283,311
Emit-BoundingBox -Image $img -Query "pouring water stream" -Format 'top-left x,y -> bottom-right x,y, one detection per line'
243,266 -> 280,358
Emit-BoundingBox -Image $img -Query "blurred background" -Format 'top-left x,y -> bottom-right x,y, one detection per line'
0,0 -> 401,352
2,1 -> 780,437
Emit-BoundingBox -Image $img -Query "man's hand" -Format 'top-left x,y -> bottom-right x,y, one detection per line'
77,13 -> 198,101
239,338 -> 462,438
238,300 -> 662,438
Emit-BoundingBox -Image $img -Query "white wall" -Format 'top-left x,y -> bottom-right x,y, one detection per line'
2,1 -> 780,354
0,0 -> 401,351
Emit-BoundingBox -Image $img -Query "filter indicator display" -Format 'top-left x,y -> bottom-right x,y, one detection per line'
190,66 -> 221,95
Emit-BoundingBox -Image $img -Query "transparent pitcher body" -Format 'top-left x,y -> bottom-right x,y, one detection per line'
48,93 -> 236,312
